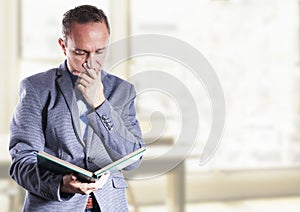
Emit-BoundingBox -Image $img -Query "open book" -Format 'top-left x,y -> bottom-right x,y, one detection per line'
37,147 -> 146,182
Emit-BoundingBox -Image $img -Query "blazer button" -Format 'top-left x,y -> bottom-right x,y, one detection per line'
87,157 -> 94,163
101,114 -> 108,120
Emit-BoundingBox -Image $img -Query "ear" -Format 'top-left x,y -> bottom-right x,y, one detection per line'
58,38 -> 67,56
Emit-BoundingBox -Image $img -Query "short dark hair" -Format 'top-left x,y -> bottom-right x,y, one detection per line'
62,5 -> 110,41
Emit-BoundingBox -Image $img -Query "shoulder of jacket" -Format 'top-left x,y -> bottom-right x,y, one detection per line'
103,71 -> 134,89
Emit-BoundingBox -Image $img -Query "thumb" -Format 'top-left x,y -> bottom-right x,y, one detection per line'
98,172 -> 110,188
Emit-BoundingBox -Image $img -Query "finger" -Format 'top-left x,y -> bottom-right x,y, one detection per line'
61,175 -> 84,194
63,173 -> 76,184
97,172 -> 110,188
102,171 -> 110,179
82,63 -> 97,79
82,62 -> 89,71
77,83 -> 86,93
77,183 -> 89,194
77,77 -> 90,87
79,183 -> 98,195
78,173 -> 110,194
78,71 -> 93,83
87,68 -> 98,79
70,174 -> 77,181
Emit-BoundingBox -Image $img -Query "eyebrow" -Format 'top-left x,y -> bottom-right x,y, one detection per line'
73,47 -> 107,53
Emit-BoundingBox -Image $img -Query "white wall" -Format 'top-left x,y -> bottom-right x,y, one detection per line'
0,0 -> 19,135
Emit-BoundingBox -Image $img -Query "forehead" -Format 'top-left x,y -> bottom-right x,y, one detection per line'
67,21 -> 109,48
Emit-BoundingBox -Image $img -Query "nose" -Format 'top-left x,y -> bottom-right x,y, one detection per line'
86,53 -> 96,70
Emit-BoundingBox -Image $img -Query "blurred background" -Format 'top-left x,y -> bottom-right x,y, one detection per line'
1,0 -> 300,211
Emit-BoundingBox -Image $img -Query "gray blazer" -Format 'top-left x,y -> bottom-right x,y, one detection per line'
9,61 -> 144,211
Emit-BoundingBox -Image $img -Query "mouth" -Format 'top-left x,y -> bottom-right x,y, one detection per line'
71,63 -> 90,76
71,69 -> 82,76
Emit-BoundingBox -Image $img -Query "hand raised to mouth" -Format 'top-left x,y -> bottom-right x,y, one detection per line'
76,62 -> 106,109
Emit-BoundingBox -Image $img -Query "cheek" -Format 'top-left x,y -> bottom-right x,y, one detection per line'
67,55 -> 85,72
95,54 -> 106,65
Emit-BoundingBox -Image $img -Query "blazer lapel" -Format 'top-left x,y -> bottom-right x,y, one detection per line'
56,63 -> 84,147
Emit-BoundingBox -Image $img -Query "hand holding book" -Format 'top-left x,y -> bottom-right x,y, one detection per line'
60,172 -> 110,195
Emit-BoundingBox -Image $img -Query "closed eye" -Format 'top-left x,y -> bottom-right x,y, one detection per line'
96,48 -> 106,55
74,49 -> 88,56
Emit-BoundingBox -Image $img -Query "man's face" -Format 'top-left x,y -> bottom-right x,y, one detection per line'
59,21 -> 109,76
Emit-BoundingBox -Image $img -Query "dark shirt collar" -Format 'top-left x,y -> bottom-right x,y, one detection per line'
65,60 -> 78,86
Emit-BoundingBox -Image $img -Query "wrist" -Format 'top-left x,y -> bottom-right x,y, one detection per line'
93,97 -> 106,109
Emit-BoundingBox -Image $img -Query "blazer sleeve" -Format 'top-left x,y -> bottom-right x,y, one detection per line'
86,83 -> 145,171
9,79 -> 71,201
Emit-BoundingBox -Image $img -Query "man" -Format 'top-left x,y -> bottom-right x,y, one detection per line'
9,5 -> 144,212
